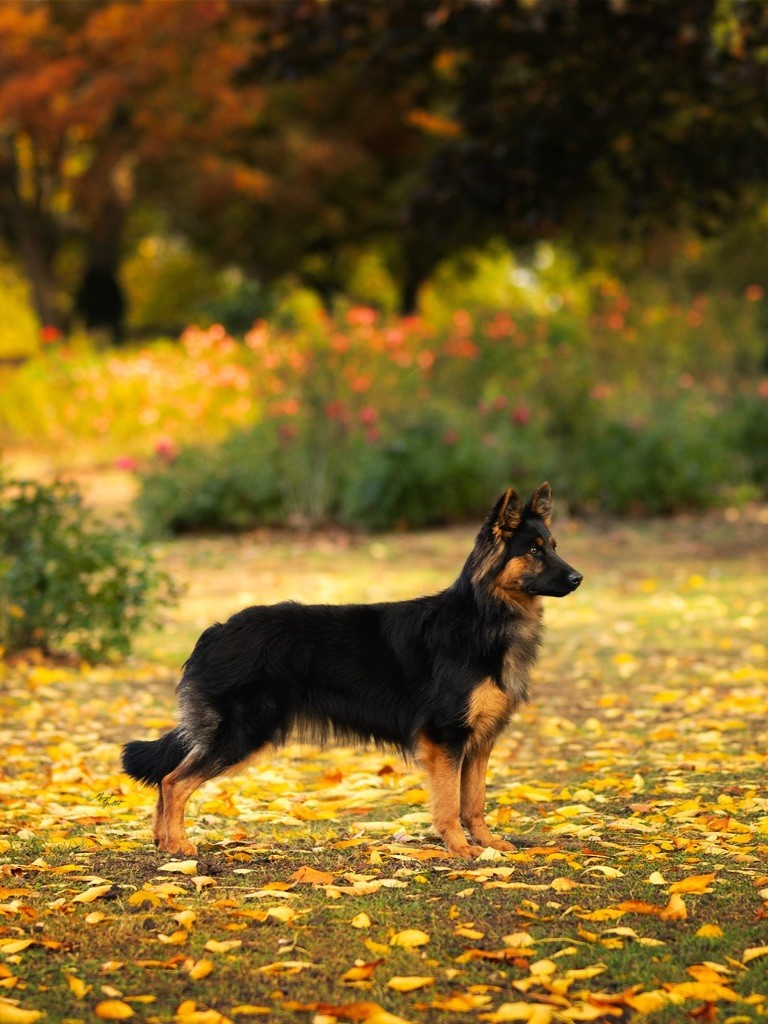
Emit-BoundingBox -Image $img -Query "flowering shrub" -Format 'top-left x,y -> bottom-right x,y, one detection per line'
1,286 -> 767,525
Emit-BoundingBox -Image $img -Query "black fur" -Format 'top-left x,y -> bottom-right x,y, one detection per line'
122,483 -> 582,856
122,729 -> 190,786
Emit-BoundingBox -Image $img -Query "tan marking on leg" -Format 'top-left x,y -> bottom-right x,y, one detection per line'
152,787 -> 166,848
415,734 -> 481,858
160,757 -> 208,856
460,744 -> 514,853
462,684 -> 514,852
158,747 -> 274,855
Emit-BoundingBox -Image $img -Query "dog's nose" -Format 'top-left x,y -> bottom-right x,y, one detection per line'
568,571 -> 583,589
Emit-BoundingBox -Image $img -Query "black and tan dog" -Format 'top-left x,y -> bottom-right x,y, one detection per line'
123,483 -> 582,858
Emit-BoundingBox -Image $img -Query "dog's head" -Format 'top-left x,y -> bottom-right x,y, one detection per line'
467,483 -> 582,602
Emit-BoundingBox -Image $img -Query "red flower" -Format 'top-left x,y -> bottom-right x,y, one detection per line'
347,306 -> 377,327
359,406 -> 378,425
40,325 -> 61,344
511,405 -> 531,425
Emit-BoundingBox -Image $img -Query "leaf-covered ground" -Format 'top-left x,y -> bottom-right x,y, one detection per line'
1,508 -> 767,1023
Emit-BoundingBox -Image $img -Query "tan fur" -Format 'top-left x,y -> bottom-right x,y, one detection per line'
155,746 -> 275,855
157,756 -> 208,856
465,678 -> 512,751
460,746 -> 514,852
415,733 -> 482,858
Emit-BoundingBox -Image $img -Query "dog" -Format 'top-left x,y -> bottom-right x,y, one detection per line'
122,483 -> 582,859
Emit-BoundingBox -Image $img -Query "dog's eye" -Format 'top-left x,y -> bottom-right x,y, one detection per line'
529,546 -> 542,557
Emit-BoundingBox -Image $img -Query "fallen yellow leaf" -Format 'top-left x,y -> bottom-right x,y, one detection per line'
659,893 -> 687,921
95,1000 -> 134,1020
73,884 -> 112,904
479,1003 -> 553,1023
341,961 -> 381,984
290,865 -> 334,885
351,913 -> 371,929
0,1005 -> 43,1024
624,991 -> 668,1013
203,940 -> 242,954
0,942 -> 34,955
743,945 -> 768,963
666,980 -> 741,1002
386,976 -> 434,992
159,860 -> 198,875
696,924 -> 724,938
668,872 -> 716,895
187,959 -> 215,980
65,973 -> 90,998
390,929 -> 429,948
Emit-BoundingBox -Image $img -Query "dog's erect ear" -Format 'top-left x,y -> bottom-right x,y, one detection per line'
491,488 -> 523,540
529,482 -> 553,526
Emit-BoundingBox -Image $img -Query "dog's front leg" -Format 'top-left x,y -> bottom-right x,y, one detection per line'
460,744 -> 514,852
416,735 -> 483,858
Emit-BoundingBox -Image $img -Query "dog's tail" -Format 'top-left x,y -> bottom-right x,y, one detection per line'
122,728 -> 190,787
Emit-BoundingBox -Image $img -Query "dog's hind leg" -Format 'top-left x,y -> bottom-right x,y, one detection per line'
158,755 -> 210,857
416,735 -> 483,859
460,744 -> 514,853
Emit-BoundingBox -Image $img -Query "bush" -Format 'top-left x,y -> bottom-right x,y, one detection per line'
136,422 -> 284,534
555,394 -> 749,514
733,389 -> 768,492
0,478 -> 176,660
135,404 -> 553,534
339,408 -> 549,531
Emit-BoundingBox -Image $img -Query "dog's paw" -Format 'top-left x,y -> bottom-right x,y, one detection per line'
448,843 -> 485,859
157,840 -> 197,857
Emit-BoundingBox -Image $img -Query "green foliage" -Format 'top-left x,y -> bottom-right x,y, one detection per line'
733,389 -> 768,491
135,405 -> 552,535
339,408 -> 548,531
0,478 -> 176,660
136,423 -> 284,535
556,394 -> 750,515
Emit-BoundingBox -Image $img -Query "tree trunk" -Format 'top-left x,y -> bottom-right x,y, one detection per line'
0,142 -> 65,332
75,189 -> 128,345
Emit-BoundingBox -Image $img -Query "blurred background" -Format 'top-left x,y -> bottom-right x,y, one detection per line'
1,0 -> 768,532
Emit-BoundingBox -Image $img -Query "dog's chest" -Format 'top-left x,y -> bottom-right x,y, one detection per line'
498,611 -> 542,705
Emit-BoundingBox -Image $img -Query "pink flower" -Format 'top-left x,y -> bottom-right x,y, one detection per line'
115,455 -> 138,472
359,406 -> 378,425
511,405 -> 531,425
155,437 -> 177,462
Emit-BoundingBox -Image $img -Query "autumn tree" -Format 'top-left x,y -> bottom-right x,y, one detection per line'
0,0 -> 263,337
2,0 -> 768,331
245,0 -> 768,309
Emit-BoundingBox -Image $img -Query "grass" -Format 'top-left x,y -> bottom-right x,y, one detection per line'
1,504 -> 767,1022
